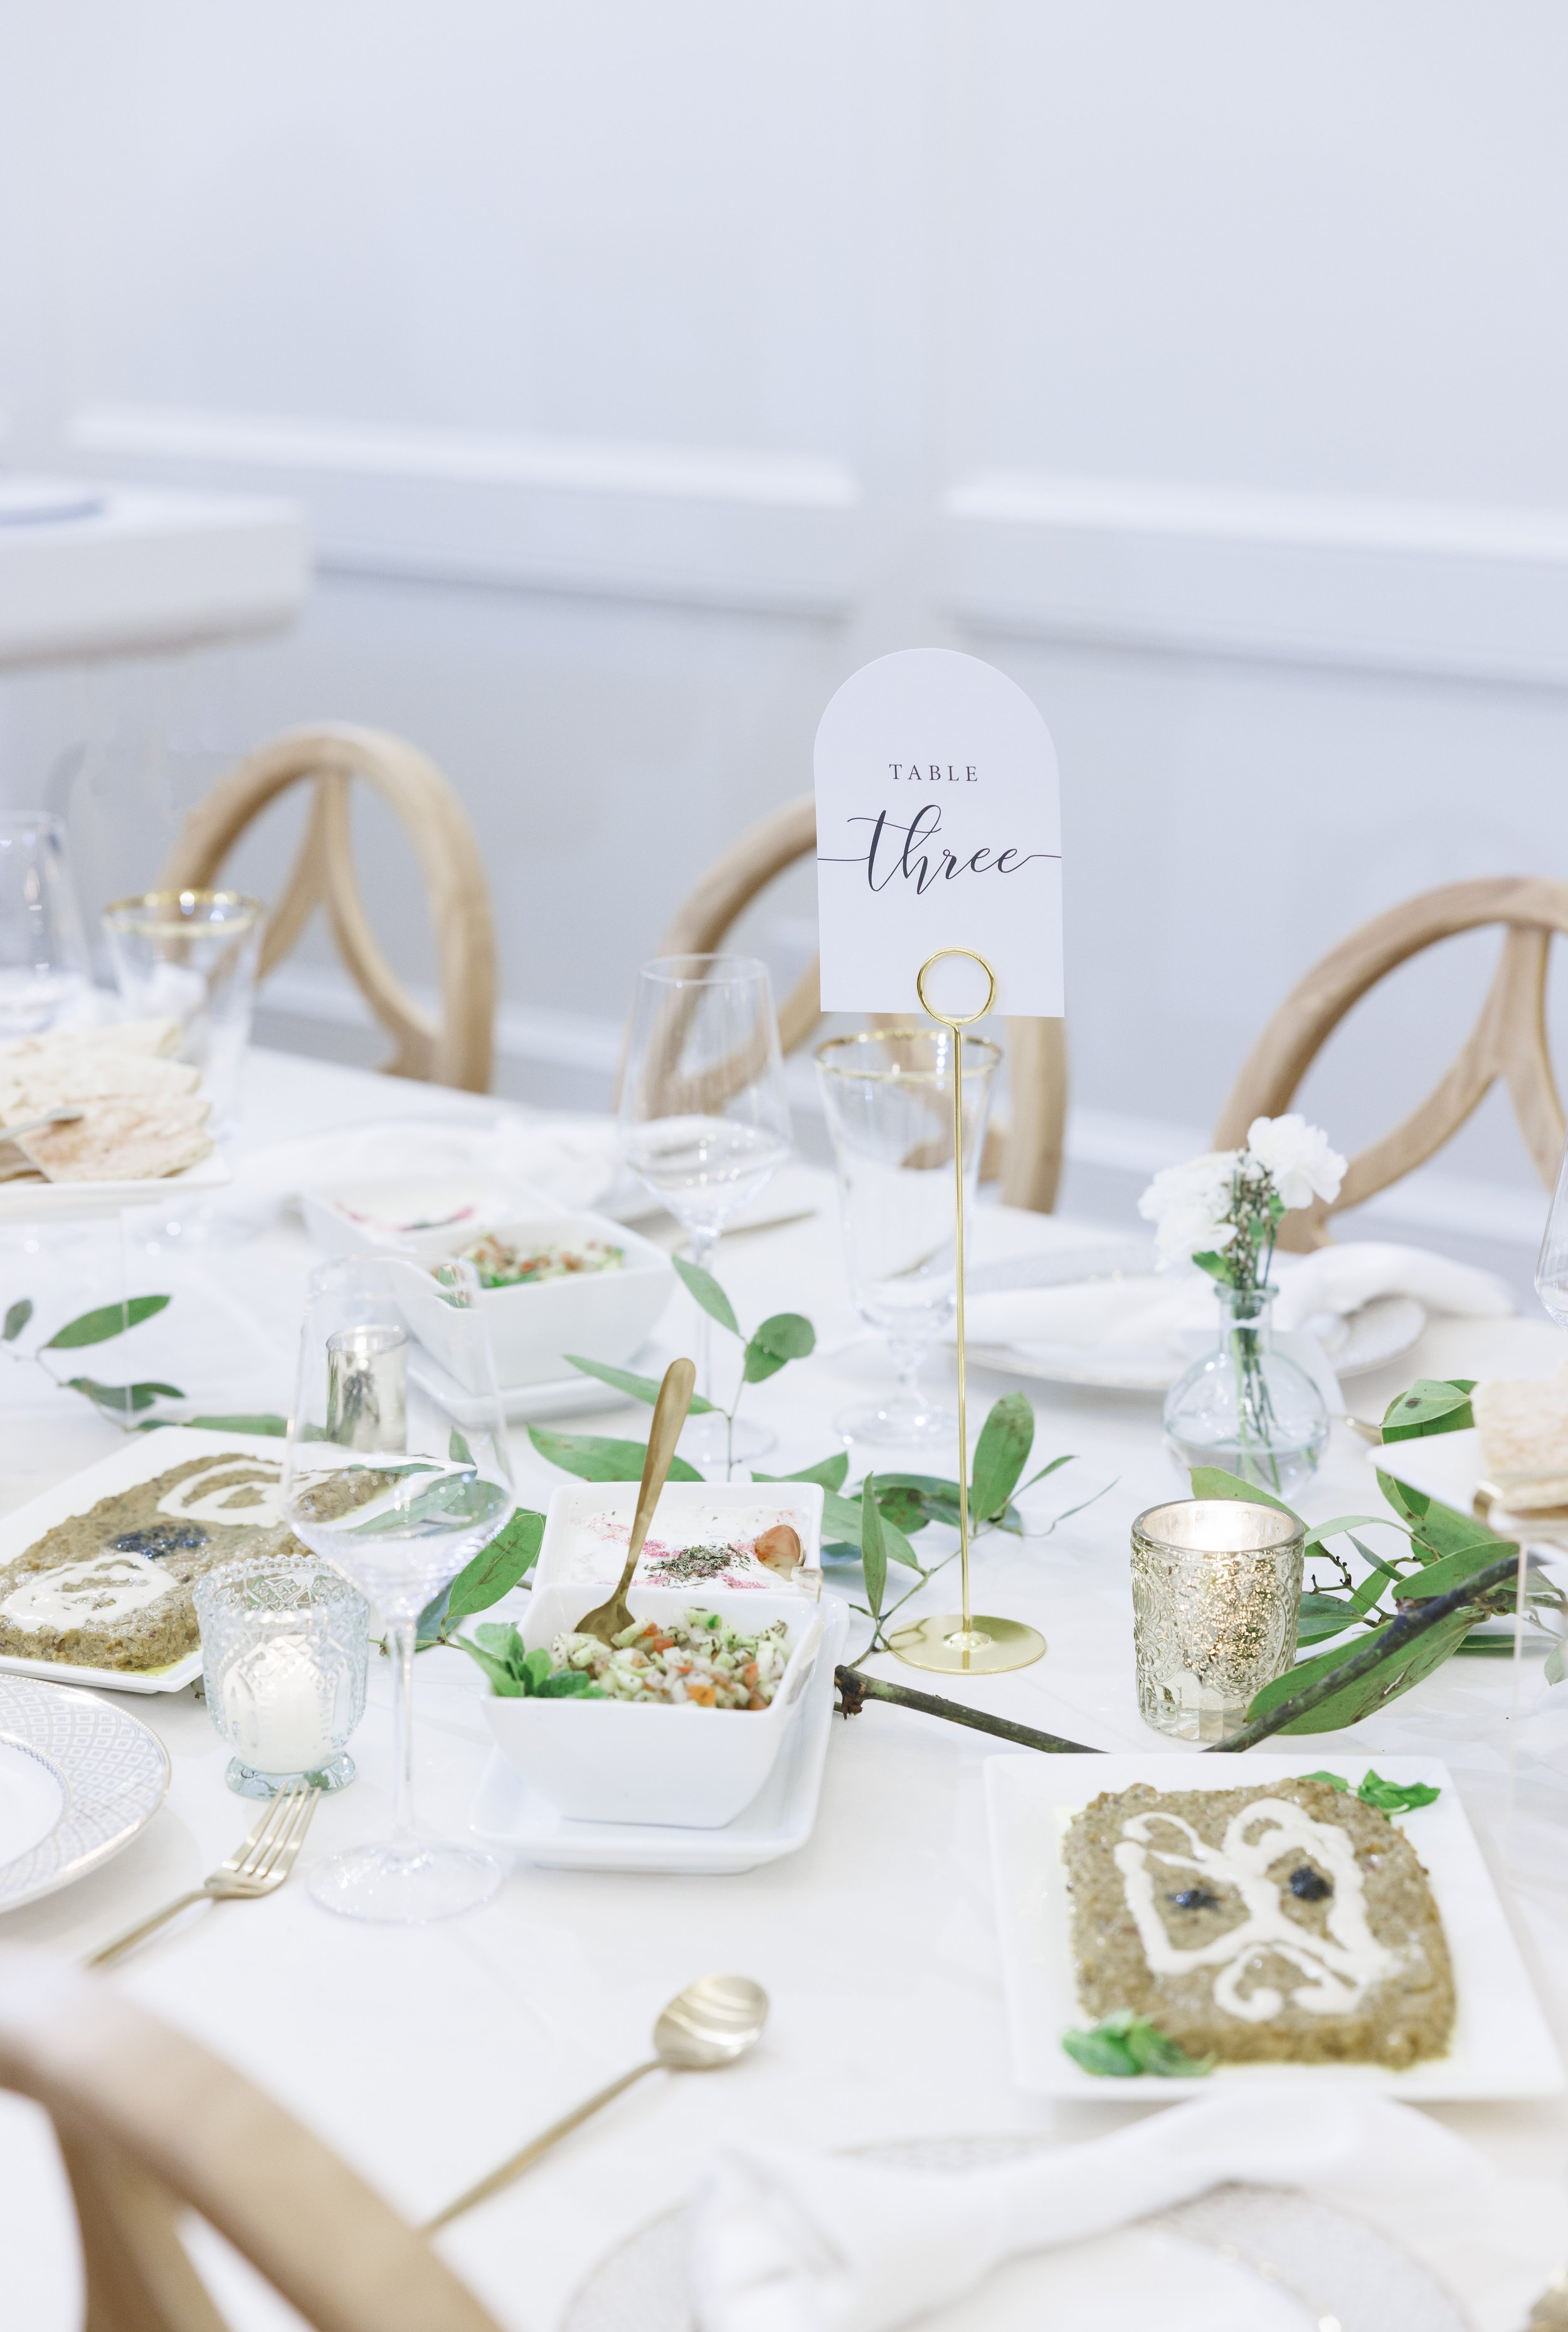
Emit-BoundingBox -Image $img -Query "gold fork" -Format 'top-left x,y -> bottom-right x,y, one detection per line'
85,1780 -> 320,1969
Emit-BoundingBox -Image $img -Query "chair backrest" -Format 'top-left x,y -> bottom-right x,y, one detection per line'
0,1947 -> 501,2332
160,724 -> 496,1093
655,794 -> 1068,1211
1214,876 -> 1568,1249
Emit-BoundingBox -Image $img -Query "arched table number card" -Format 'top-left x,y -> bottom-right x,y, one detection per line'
814,647 -> 1063,1675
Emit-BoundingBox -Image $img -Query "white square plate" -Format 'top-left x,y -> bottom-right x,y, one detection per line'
985,1751 -> 1562,2101
467,1598 -> 847,1872
0,1425 -> 284,1693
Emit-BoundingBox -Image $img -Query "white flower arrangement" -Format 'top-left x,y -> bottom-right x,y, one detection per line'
1138,1114 -> 1347,1290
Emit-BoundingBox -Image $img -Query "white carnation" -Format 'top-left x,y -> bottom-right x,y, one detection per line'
1244,1114 -> 1347,1211
1137,1152 -> 1241,1261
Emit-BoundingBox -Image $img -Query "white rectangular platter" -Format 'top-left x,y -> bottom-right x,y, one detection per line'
467,1597 -> 847,1874
986,1751 -> 1562,2102
0,1425 -> 284,1693
0,1148 -> 231,1223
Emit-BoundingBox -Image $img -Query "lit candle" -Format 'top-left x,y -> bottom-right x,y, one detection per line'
1130,1498 -> 1305,1742
222,1636 -> 339,1775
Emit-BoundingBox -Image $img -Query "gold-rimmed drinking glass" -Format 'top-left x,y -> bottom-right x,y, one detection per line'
815,1026 -> 999,1447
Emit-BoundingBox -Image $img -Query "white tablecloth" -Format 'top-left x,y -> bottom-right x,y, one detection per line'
2,1047 -> 1566,2331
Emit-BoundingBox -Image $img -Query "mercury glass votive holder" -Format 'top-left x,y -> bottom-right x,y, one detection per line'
1130,1498 -> 1304,1742
195,1558 -> 370,1798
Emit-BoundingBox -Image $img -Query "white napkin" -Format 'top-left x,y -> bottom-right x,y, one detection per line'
691,2089 -> 1552,2332
230,1112 -> 623,1214
956,1239 -> 1514,1357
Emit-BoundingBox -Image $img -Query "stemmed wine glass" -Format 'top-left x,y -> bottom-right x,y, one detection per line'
281,1254 -> 514,1924
0,813 -> 90,1036
618,955 -> 792,1465
1536,1135 -> 1568,1331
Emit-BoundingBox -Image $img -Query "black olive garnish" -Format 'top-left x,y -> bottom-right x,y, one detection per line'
1168,1886 -> 1222,1911
1288,1865 -> 1332,1901
108,1524 -> 211,1561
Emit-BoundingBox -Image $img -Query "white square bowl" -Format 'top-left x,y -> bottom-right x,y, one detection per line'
534,1478 -> 825,1596
480,1582 -> 827,1826
371,1207 -> 677,1389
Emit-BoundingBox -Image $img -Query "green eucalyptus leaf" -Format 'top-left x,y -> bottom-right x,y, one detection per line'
1295,1591 -> 1360,1647
528,1426 -> 703,1483
1187,1466 -> 1301,1522
66,1377 -> 184,1416
183,1412 -> 289,1436
671,1255 -> 739,1337
443,1508 -> 546,1621
3,1298 -> 32,1343
1190,1251 -> 1236,1286
753,1453 -> 850,1491
822,1488 -> 919,1571
1547,1639 -> 1567,1686
1380,1377 -> 1476,1443
860,1472 -> 887,1617
970,1391 -> 1035,1524
1302,1513 -> 1404,1552
1246,1607 -> 1480,1733
741,1313 -> 815,1387
564,1354 -> 716,1413
1393,1537 -> 1519,1606
45,1294 -> 171,1349
448,1428 -> 474,1465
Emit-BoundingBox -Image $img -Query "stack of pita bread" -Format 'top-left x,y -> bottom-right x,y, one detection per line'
0,1020 -> 214,1184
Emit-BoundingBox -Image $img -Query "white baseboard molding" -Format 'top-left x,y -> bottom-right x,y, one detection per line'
256,962 -> 1549,1249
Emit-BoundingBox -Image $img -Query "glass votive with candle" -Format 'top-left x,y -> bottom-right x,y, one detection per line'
1130,1498 -> 1304,1742
195,1558 -> 370,1798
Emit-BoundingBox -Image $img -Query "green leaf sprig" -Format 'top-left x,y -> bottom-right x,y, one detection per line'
453,1621 -> 603,1699
1303,1769 -> 1441,1815
1061,2011 -> 1214,2079
413,1507 -> 545,1650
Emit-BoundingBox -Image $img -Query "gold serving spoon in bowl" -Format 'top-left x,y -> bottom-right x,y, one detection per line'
572,1355 -> 696,1646
423,1973 -> 768,2230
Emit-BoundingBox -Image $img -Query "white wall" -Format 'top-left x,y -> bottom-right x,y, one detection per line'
3,1 -> 1567,1279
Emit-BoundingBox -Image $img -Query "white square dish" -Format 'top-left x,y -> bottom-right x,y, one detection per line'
468,1598 -> 847,1872
985,1751 -> 1562,2102
0,1426 -> 286,1694
534,1477 -> 824,1596
482,1584 -> 827,1827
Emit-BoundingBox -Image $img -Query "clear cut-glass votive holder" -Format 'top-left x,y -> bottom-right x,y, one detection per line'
1130,1498 -> 1304,1742
194,1557 -> 370,1798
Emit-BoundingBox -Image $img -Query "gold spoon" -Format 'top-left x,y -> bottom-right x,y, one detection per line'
572,1355 -> 696,1646
423,1973 -> 768,2230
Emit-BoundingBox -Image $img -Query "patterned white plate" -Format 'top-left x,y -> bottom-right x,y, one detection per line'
561,2144 -> 1471,2332
0,1675 -> 169,1912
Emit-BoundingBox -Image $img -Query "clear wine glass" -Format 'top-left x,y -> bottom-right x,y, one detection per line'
1535,1133 -> 1568,1330
619,955 -> 792,1466
816,1026 -> 1000,1446
281,1254 -> 514,1924
0,812 -> 90,1036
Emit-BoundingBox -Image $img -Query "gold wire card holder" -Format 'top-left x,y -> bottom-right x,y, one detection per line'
885,947 -> 1046,1675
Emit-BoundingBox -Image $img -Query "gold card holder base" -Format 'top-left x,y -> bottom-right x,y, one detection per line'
887,1613 -> 1047,1674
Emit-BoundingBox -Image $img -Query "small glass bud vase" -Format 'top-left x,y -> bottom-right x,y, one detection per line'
1162,1283 -> 1328,1499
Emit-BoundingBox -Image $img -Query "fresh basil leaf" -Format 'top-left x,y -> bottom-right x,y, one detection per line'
564,1354 -> 716,1414
970,1391 -> 1034,1524
1061,2011 -> 1211,2079
443,1509 -> 545,1620
1302,1769 -> 1352,1793
452,1633 -> 523,1694
45,1294 -> 171,1349
1061,2026 -> 1139,2076
65,1377 -> 184,1416
670,1256 -> 739,1337
860,1471 -> 887,1616
1188,1465 -> 1301,1522
528,1426 -> 703,1483
534,1669 -> 603,1698
473,1621 -> 520,1656
1122,2019 -> 1215,2077
1357,1769 -> 1441,1813
741,1313 -> 815,1386
3,1298 -> 32,1343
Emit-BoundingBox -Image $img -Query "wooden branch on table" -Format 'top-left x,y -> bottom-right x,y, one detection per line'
834,1666 -> 1097,1754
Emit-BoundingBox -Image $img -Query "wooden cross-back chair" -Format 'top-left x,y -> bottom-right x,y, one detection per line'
1214,875 -> 1568,1249
0,1948 -> 500,2332
160,724 -> 496,1092
655,795 -> 1069,1211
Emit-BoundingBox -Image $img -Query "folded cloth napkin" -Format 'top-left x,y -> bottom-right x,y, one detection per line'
691,2089 -> 1553,2332
955,1239 -> 1513,1359
230,1112 -> 623,1214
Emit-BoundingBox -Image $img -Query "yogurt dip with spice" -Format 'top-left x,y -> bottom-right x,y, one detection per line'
559,1503 -> 817,1593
